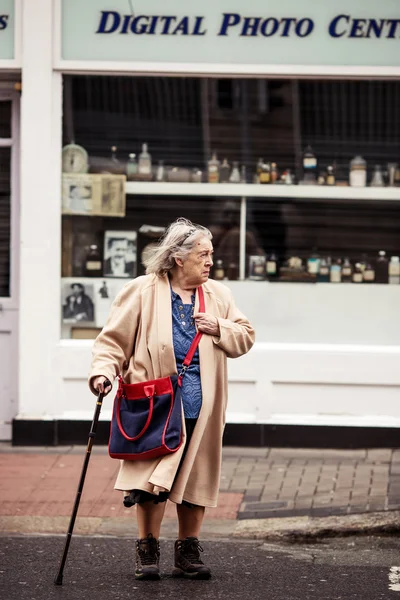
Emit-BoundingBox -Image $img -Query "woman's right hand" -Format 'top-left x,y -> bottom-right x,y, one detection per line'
93,376 -> 113,395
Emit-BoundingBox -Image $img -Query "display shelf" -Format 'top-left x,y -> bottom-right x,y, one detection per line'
125,181 -> 400,201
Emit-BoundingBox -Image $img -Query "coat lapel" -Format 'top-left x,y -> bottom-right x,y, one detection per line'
154,275 -> 176,377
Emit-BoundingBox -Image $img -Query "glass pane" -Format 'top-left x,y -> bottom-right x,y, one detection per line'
0,147 -> 11,297
0,101 -> 11,138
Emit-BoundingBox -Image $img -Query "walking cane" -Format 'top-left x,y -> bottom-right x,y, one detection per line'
54,380 -> 111,586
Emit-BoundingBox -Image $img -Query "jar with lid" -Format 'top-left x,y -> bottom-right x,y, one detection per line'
349,156 -> 367,187
213,259 -> 225,280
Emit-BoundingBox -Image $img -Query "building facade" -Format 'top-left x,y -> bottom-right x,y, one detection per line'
2,0 -> 400,445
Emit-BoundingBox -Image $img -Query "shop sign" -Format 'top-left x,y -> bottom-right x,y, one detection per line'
0,0 -> 14,60
61,0 -> 400,67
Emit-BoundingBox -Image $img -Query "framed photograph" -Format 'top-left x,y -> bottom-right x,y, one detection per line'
103,230 -> 137,278
62,174 -> 126,217
62,281 -> 95,325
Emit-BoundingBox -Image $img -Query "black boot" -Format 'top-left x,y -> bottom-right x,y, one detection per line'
172,537 -> 211,579
135,534 -> 160,580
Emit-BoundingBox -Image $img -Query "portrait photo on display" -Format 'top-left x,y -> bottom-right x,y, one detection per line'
103,230 -> 137,278
62,282 -> 95,324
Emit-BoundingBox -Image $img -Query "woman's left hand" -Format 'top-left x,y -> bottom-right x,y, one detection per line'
194,313 -> 220,336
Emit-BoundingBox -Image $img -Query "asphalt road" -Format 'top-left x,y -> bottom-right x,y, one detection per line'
1,535 -> 400,600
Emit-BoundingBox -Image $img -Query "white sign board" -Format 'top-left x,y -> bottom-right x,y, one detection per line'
0,0 -> 14,60
60,0 -> 400,72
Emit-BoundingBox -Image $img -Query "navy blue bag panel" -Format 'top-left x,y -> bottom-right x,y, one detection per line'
109,374 -> 183,459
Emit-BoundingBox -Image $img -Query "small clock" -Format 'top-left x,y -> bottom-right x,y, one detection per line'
62,142 -> 89,174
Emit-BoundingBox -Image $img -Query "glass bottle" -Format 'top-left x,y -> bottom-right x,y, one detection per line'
138,143 -> 152,177
85,245 -> 102,277
126,153 -> 137,181
318,257 -> 330,282
208,152 -> 220,183
259,161 -> 271,184
370,165 -> 385,187
349,156 -> 367,187
285,169 -> 294,185
307,249 -> 320,276
341,257 -> 353,282
219,158 -> 231,183
330,258 -> 342,283
302,146 -> 317,184
270,162 -> 278,184
363,262 -> 375,283
375,250 -> 389,284
240,165 -> 247,183
214,259 -> 225,280
110,146 -> 121,173
229,161 -> 241,183
389,256 -> 400,284
156,160 -> 165,182
266,251 -> 278,281
326,165 -> 336,186
352,263 -> 363,283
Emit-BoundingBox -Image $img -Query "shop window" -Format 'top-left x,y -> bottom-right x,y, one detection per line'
61,74 -> 400,339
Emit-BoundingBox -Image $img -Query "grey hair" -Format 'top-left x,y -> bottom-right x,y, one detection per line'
143,217 -> 212,277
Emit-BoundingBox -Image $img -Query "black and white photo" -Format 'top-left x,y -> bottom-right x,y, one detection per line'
62,282 -> 95,324
103,230 -> 137,278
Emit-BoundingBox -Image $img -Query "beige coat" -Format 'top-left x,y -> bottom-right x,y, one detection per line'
89,274 -> 255,507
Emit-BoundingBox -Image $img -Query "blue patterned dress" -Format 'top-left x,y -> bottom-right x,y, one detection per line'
170,288 -> 202,418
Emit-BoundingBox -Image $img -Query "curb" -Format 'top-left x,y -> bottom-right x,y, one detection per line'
233,510 -> 400,542
2,511 -> 400,542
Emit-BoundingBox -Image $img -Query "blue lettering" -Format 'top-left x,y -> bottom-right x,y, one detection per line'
366,19 -> 385,39
172,16 -> 189,35
148,16 -> 159,35
131,15 -> 149,34
218,13 -> 241,36
385,19 -> 400,38
0,15 -> 8,31
349,18 -> 367,38
295,18 -> 314,37
96,10 -> 120,34
241,17 -> 261,37
329,14 -> 350,38
260,18 -> 279,37
160,16 -> 176,35
120,15 -> 131,34
280,18 -> 296,37
192,16 -> 206,36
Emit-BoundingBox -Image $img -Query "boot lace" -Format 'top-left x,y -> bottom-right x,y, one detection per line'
137,534 -> 159,565
181,538 -> 204,564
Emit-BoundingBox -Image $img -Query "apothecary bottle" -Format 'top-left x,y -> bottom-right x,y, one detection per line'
208,152 -> 220,183
85,245 -> 102,277
363,262 -> 375,283
389,256 -> 400,284
352,263 -> 363,283
341,258 -> 353,282
220,158 -> 231,183
266,251 -> 278,281
318,257 -> 330,282
229,162 -> 241,183
138,143 -> 152,176
302,146 -> 317,183
376,250 -> 389,284
126,153 -> 137,181
330,259 -> 342,283
370,165 -> 384,187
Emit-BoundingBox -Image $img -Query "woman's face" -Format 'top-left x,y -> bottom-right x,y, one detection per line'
181,236 -> 214,285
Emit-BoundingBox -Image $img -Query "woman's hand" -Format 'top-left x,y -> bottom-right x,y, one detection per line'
92,376 -> 113,395
194,313 -> 220,336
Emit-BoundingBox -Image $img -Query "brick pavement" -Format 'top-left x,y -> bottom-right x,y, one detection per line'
1,445 -> 400,523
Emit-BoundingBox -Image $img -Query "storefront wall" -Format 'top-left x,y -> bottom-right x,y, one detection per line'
13,0 -> 400,444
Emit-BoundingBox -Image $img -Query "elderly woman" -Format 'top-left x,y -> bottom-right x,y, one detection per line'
90,217 -> 254,581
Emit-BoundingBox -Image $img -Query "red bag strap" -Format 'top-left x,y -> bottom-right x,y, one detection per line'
180,285 -> 205,373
